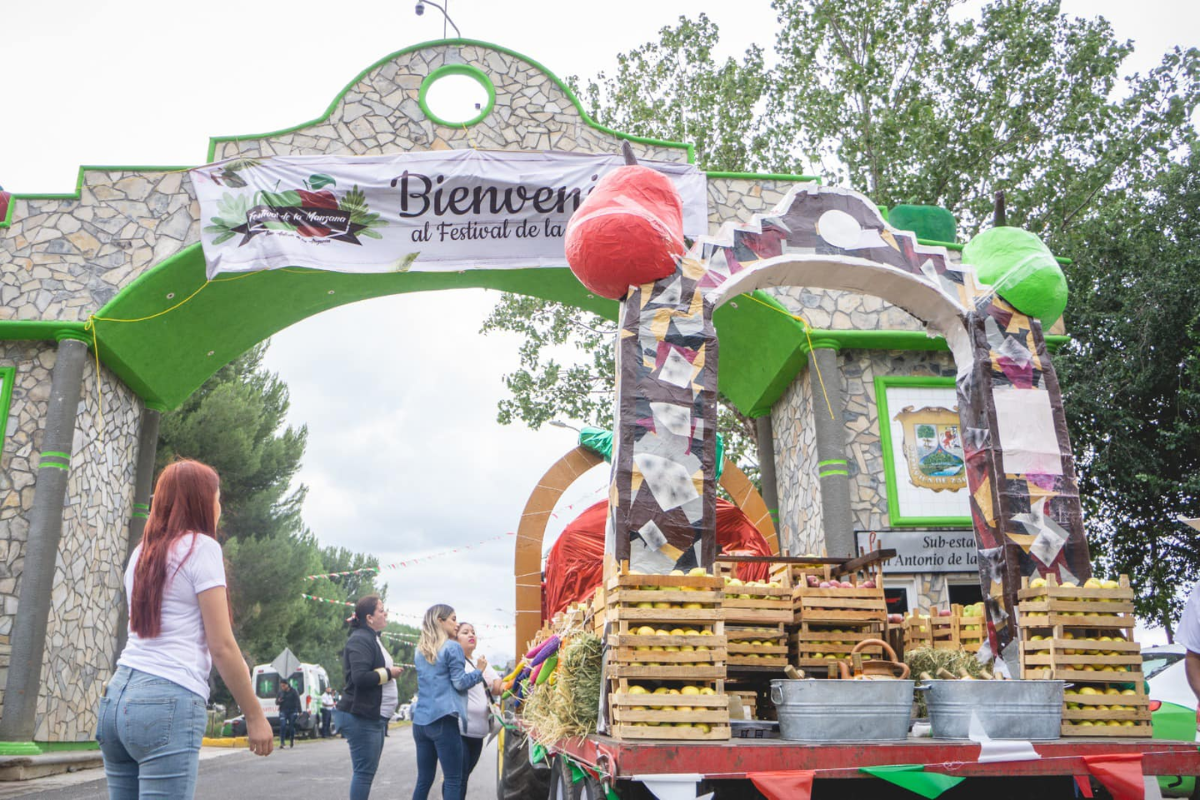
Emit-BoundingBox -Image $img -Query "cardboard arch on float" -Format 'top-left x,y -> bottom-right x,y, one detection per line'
513,445 -> 776,652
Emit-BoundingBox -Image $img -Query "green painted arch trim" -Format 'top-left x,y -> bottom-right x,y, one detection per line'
204,38 -> 697,165
133,502 -> 150,510
0,321 -> 88,340
41,451 -> 71,460
0,741 -> 42,756
817,459 -> 847,468
418,64 -> 496,128
818,469 -> 850,479
131,511 -> 150,520
38,461 -> 69,472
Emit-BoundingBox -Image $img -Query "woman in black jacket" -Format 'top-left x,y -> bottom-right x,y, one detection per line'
336,595 -> 403,800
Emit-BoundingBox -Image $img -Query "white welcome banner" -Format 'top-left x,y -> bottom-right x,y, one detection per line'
194,151 -> 709,278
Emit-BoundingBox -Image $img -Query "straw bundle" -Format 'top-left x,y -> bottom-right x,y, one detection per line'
521,632 -> 603,747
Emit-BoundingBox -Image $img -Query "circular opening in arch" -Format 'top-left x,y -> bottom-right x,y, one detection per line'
418,65 -> 495,128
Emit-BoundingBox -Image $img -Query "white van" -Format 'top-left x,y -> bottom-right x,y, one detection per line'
252,662 -> 331,739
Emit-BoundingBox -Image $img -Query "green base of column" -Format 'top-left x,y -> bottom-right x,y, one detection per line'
36,741 -> 100,753
0,741 -> 100,755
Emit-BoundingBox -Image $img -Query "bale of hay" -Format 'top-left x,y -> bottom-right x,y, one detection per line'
521,632 -> 603,747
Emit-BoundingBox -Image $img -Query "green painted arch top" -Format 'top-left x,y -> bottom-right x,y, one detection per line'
418,63 -> 496,128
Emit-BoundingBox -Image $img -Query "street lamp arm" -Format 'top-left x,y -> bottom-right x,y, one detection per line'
416,1 -> 461,38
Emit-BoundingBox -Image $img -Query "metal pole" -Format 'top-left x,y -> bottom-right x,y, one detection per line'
808,346 -> 855,559
754,415 -> 780,546
112,407 -> 161,667
0,338 -> 88,745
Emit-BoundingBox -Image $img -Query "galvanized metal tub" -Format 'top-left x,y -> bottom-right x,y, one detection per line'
919,680 -> 1064,740
770,679 -> 915,743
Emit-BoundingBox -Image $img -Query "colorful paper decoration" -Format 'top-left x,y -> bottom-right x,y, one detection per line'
748,770 -> 815,800
860,765 -> 965,798
1083,754 -> 1145,800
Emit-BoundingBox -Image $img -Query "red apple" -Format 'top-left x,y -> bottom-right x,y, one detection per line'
819,581 -> 832,589
939,609 -> 953,617
806,575 -> 820,587
861,580 -> 876,589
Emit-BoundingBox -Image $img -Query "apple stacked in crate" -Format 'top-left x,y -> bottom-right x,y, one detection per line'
903,603 -> 986,653
1018,574 -> 1150,738
716,564 -> 791,669
782,565 -> 887,673
605,564 -> 730,740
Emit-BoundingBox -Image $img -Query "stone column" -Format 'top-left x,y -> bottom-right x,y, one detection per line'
808,344 -> 855,559
0,338 -> 88,747
112,407 -> 161,666
754,416 -> 780,540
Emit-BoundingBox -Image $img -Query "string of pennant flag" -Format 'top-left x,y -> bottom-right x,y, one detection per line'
299,593 -> 514,631
302,532 -> 517,581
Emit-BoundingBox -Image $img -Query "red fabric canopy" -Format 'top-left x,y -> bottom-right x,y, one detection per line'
542,499 -> 775,621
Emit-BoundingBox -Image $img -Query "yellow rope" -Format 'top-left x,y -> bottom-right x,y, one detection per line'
741,293 -> 836,422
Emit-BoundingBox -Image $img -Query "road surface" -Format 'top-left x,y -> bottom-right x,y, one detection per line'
7,728 -> 498,799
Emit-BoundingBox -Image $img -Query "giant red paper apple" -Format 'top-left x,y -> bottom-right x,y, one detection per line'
565,166 -> 685,300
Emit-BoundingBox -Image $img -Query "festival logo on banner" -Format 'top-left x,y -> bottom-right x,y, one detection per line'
893,406 -> 966,491
203,161 -> 387,249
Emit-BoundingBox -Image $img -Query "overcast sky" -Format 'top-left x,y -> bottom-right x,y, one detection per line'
5,1 -> 1196,658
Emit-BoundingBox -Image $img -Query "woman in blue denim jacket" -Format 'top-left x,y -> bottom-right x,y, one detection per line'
412,604 -> 485,800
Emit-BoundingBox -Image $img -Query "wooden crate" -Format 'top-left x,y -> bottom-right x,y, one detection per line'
903,605 -> 985,653
721,577 -> 792,625
606,620 -> 727,680
788,623 -> 886,671
726,625 -> 789,669
609,678 -> 730,740
769,559 -> 830,590
1016,574 -> 1136,629
1018,573 -> 1150,738
790,584 -> 886,625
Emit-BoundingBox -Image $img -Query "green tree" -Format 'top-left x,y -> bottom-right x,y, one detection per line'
156,342 -> 308,541
769,0 -> 1199,236
1056,144 -> 1200,635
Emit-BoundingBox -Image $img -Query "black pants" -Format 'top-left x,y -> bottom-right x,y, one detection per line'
461,735 -> 484,796
320,708 -> 332,737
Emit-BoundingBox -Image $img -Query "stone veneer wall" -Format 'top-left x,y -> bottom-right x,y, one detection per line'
771,367 -> 821,557
0,342 -> 140,738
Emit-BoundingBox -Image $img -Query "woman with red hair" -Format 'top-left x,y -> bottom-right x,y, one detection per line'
96,459 -> 273,798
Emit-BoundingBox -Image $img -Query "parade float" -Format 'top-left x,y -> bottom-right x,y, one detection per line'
0,38 -> 1195,799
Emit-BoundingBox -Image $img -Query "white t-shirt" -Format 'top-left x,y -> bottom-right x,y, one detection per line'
1179,580 -> 1200,655
462,659 -> 500,738
117,533 -> 227,700
379,638 -> 399,720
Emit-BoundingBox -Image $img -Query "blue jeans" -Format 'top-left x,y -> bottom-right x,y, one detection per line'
95,666 -> 207,800
279,712 -> 298,747
335,710 -> 388,800
413,715 -> 464,800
